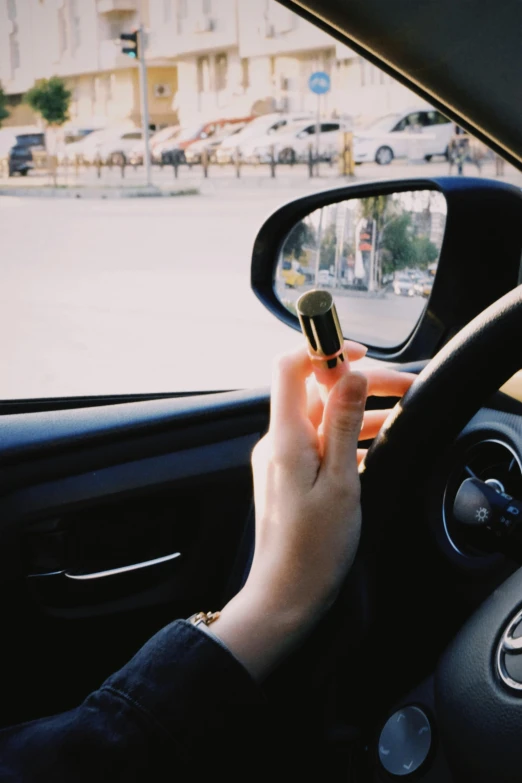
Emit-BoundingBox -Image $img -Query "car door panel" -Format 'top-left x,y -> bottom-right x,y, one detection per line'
0,389 -> 268,728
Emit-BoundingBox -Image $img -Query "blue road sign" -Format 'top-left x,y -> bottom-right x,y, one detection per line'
308,71 -> 331,95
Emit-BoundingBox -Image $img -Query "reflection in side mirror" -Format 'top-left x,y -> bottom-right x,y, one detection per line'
275,189 -> 447,348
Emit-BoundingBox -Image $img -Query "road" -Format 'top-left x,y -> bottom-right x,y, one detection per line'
278,283 -> 425,347
0,166 -> 496,398
1,190 -> 308,398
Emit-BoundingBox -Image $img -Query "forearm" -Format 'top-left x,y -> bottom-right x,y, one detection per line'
0,620 -> 271,782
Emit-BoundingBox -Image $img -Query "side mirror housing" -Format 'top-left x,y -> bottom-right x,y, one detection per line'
251,177 -> 522,362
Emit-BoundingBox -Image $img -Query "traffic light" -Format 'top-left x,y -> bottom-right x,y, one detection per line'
120,30 -> 138,59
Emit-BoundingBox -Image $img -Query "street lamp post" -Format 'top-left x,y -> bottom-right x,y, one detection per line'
137,25 -> 152,188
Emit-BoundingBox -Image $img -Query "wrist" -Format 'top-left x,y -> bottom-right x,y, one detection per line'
203,586 -> 322,681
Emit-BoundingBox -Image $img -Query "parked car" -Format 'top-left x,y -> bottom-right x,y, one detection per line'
58,123 -> 106,163
128,125 -> 181,166
353,107 -> 454,164
242,120 -> 350,164
0,127 -> 45,176
414,276 -> 434,298
317,269 -> 337,287
160,117 -> 253,165
215,111 -> 314,164
393,273 -> 416,296
185,121 -> 250,165
67,127 -> 142,165
91,129 -> 143,166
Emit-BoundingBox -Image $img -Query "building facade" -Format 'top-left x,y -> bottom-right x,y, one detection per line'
0,0 -> 421,133
0,0 -> 179,130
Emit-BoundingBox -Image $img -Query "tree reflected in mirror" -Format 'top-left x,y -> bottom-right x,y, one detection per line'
276,189 -> 447,348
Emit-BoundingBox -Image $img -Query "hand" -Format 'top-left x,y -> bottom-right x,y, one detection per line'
204,342 -> 415,680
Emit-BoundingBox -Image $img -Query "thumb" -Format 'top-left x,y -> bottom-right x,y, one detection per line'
321,371 -> 367,476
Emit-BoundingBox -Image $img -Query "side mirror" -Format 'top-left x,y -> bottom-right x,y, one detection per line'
250,178 -> 522,361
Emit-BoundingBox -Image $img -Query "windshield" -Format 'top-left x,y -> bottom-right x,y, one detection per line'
274,121 -> 310,135
151,125 -> 180,144
0,5 -> 518,400
363,114 -> 401,132
176,125 -> 203,142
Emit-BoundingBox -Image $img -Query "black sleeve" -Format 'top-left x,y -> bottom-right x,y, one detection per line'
0,620 -> 274,782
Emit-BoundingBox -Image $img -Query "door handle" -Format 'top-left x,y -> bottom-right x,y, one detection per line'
65,552 -> 181,581
29,551 -> 181,581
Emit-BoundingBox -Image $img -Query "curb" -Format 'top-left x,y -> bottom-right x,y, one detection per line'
0,186 -> 200,199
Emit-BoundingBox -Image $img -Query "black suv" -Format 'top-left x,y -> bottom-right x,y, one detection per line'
4,131 -> 45,176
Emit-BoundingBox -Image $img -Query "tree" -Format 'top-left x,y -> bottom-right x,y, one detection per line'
319,222 -> 337,270
24,76 -> 71,126
283,219 -> 316,263
379,213 -> 417,275
378,213 -> 440,276
0,82 -> 9,127
412,235 -> 440,267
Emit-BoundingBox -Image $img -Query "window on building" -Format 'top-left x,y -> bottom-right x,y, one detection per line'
163,0 -> 172,22
107,18 -> 125,40
197,56 -> 211,92
6,93 -> 22,107
202,0 -> 212,14
9,34 -> 20,75
7,0 -> 20,75
215,53 -> 228,92
58,5 -> 68,54
69,0 -> 81,50
240,58 -> 249,91
177,0 -> 188,33
361,60 -> 380,86
268,3 -> 294,33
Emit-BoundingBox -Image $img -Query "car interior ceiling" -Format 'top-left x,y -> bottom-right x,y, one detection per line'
1,0 -> 522,778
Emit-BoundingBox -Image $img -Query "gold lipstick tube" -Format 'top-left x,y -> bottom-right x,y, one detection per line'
296,289 -> 345,371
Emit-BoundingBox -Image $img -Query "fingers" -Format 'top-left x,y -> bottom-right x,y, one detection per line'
306,376 -> 324,430
321,371 -> 368,478
364,369 -> 416,397
357,449 -> 367,465
311,340 -> 368,393
269,345 -> 312,437
344,340 -> 368,362
271,340 -> 369,439
359,408 -> 394,441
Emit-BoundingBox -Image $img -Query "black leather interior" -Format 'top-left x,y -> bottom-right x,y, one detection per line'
437,565 -> 522,782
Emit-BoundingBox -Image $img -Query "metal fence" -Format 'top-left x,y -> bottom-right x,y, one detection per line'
26,133 -> 356,182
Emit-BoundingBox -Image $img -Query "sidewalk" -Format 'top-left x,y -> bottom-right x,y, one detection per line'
0,157 -> 520,198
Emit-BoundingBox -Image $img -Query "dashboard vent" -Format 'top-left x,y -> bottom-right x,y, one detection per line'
443,439 -> 522,557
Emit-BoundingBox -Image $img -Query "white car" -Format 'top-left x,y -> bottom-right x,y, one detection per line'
71,127 -> 143,165
393,273 -> 416,297
243,120 -> 349,164
215,112 -> 313,164
353,107 -> 453,165
93,129 -> 143,166
317,269 -> 337,287
58,122 -> 107,163
185,122 -> 248,165
129,125 -> 181,166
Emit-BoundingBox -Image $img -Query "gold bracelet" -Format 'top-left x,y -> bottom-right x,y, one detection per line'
187,611 -> 221,628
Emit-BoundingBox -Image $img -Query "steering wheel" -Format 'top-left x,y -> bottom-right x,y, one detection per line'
358,284 -> 522,781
